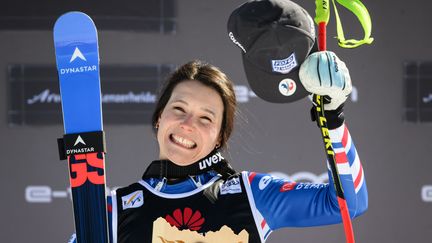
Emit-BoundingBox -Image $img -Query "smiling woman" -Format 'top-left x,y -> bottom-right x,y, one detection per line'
152,61 -> 233,166
152,60 -> 237,151
143,61 -> 238,181
156,80 -> 223,165
108,1 -> 368,242
108,56 -> 367,243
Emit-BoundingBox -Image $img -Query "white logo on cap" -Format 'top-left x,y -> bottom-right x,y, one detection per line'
279,79 -> 296,96
271,53 -> 298,74
229,32 -> 246,53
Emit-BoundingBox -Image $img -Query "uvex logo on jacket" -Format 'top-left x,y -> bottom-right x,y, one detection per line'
198,152 -> 224,170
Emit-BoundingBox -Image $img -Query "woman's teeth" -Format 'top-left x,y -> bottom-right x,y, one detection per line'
171,134 -> 196,149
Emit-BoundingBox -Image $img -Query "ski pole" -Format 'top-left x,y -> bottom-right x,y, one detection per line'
314,0 -> 355,242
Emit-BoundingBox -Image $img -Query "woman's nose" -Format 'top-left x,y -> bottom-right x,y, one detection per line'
180,115 -> 194,131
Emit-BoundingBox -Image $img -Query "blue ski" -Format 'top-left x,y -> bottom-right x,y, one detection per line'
53,12 -> 109,243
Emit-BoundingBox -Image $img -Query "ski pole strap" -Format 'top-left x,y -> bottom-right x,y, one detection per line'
333,0 -> 374,48
57,131 -> 106,160
310,100 -> 345,130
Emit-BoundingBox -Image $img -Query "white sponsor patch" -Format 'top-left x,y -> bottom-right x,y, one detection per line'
271,53 -> 297,74
278,79 -> 297,96
122,190 -> 144,209
258,176 -> 272,190
220,177 -> 242,195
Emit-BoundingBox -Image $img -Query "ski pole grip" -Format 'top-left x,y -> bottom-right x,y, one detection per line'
318,22 -> 327,51
315,0 -> 330,51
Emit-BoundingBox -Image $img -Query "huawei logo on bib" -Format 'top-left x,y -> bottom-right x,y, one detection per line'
165,208 -> 205,231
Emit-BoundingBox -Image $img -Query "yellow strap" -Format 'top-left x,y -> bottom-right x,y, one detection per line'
332,0 -> 374,48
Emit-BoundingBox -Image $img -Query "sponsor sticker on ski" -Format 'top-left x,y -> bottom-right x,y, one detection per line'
59,46 -> 97,75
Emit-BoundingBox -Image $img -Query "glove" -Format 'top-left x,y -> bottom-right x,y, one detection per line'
299,51 -> 352,110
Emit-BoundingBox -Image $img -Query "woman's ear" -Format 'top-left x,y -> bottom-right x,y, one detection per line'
215,136 -> 222,149
155,117 -> 161,129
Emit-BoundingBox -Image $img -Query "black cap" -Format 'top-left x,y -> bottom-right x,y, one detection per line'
227,0 -> 317,103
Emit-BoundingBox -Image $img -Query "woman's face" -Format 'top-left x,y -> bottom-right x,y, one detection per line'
157,80 -> 224,166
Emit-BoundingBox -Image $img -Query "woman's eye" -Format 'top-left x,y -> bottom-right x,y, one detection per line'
173,106 -> 185,113
200,116 -> 212,124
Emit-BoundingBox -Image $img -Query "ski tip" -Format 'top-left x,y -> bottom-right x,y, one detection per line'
53,11 -> 98,45
54,11 -> 94,30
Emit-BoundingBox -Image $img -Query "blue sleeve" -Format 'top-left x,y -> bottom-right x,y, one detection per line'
247,123 -> 368,231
